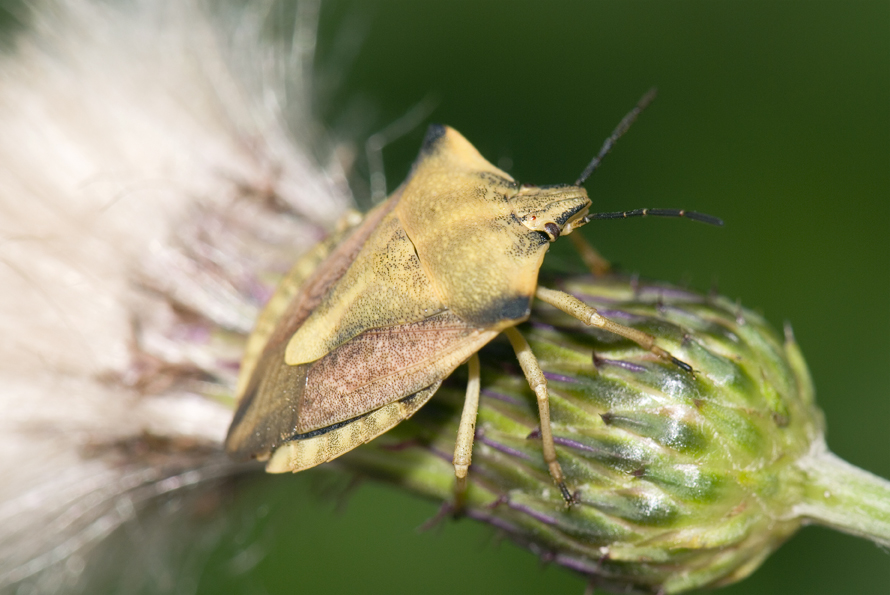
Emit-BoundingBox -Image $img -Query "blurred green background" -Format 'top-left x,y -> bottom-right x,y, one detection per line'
23,1 -> 890,594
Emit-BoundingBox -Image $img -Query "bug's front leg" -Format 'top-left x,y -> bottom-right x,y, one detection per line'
503,327 -> 575,506
535,286 -> 692,372
452,353 -> 481,512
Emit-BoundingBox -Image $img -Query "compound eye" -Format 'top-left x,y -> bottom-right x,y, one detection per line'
543,222 -> 561,242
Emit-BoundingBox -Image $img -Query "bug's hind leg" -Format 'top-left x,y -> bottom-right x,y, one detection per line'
569,233 -> 612,277
503,327 -> 574,506
452,353 -> 481,512
535,286 -> 692,372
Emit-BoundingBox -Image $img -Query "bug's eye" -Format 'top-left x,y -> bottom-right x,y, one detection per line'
543,222 -> 561,242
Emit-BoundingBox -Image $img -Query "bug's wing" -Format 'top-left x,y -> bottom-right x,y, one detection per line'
277,125 -> 551,370
296,311 -> 497,430
283,210 -> 445,366
225,311 -> 498,464
264,382 -> 441,473
236,199 -> 400,398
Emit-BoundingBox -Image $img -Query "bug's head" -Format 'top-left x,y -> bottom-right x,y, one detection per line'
510,184 -> 591,242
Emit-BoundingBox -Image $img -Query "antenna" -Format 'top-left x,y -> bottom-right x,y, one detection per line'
584,208 -> 724,227
575,87 -> 658,186
573,89 -> 724,228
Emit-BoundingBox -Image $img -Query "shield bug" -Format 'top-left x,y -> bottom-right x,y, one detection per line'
225,90 -> 722,504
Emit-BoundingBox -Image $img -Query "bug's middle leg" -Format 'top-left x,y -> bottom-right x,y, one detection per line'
503,327 -> 574,505
535,286 -> 692,372
453,353 -> 481,511
569,232 -> 611,277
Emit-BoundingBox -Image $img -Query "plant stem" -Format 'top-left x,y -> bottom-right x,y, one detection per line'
795,443 -> 890,547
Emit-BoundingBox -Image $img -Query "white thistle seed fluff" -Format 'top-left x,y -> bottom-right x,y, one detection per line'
0,0 -> 351,589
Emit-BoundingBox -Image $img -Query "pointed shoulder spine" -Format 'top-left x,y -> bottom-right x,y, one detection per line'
420,123 -> 448,156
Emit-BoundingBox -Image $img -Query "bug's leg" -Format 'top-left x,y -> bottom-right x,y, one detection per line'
535,286 -> 692,372
453,353 -> 481,512
569,233 -> 611,277
365,96 -> 438,202
503,327 -> 574,505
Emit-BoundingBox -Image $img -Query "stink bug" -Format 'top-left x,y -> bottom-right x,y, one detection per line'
225,91 -> 721,504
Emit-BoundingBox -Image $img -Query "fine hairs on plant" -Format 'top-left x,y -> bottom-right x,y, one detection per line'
0,0 -> 351,590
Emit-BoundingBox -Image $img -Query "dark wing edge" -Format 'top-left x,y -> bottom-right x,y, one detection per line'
264,381 -> 442,473
225,311 -> 498,466
234,193 -> 403,407
225,340 -> 307,461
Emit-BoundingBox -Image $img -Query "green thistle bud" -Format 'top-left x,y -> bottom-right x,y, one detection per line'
340,275 -> 890,593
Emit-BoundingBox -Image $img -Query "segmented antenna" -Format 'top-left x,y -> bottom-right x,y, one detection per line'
575,87 -> 658,186
585,208 -> 724,227
573,90 -> 723,228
